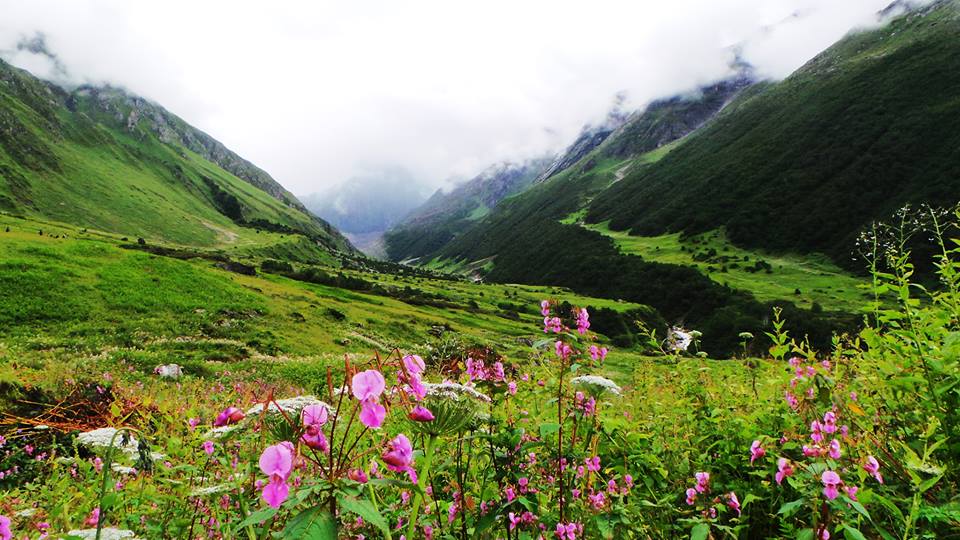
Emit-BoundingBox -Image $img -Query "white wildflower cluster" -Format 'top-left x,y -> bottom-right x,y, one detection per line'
67,529 -> 139,540
153,364 -> 183,379
423,382 -> 492,403
76,428 -> 139,455
570,375 -> 622,396
245,396 -> 334,417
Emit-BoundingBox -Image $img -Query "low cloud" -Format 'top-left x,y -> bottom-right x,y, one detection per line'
0,0 -> 895,194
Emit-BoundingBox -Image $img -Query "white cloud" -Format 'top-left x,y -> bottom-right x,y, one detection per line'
0,0 -> 893,195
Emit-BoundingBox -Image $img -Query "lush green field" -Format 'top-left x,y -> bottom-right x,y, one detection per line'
579,222 -> 870,312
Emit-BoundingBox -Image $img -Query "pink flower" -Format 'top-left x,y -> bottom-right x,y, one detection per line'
776,458 -> 794,485
576,308 -> 590,335
259,442 -> 294,508
828,439 -> 841,459
821,470 -> 842,500
818,528 -> 830,540
302,404 -> 329,427
352,370 -> 386,401
508,381 -> 517,395
188,417 -> 200,431
408,405 -> 435,422
382,434 -> 414,472
685,488 -> 697,505
85,507 -> 100,527
844,485 -> 858,501
749,440 -> 765,464
202,440 -> 215,456
864,456 -> 883,484
360,399 -> 387,429
405,372 -> 427,401
301,404 -> 331,451
554,341 -> 572,359
822,411 -> 837,434
588,491 -> 606,509
348,468 -> 368,483
784,391 -> 799,410
810,420 -> 824,443
555,522 -> 581,540
213,406 -> 245,427
585,456 -> 601,472
403,355 -> 425,375
694,471 -> 710,493
93,457 -> 103,472
588,345 -> 608,362
0,515 -> 11,540
540,300 -> 551,317
504,486 -> 516,502
726,491 -> 741,516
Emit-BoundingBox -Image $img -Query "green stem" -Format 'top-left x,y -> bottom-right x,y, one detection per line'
407,434 -> 436,539
369,481 -> 393,540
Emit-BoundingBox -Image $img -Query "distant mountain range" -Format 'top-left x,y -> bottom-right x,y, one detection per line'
0,57 -> 352,254
384,0 -> 960,353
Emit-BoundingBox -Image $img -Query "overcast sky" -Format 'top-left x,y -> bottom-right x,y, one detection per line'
0,0 -> 895,195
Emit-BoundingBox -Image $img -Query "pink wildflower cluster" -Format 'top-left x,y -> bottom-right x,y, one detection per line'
465,357 -> 506,383
301,404 -> 330,452
353,369 -> 387,429
213,406 -> 245,427
258,442 -> 294,508
685,471 -> 710,505
555,521 -> 583,540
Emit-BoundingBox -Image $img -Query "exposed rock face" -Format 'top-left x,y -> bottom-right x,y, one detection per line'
536,102 -> 629,182
600,74 -> 755,160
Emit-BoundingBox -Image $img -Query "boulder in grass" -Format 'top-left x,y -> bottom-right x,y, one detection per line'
153,364 -> 183,379
67,528 -> 139,539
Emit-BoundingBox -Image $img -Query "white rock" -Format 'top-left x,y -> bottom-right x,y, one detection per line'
153,364 -> 183,379
66,528 -> 139,540
15,508 -> 36,517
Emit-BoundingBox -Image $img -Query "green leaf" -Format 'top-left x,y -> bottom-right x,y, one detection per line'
237,507 -> 277,529
869,493 -> 904,525
842,496 -> 871,521
778,498 -> 805,517
796,529 -> 815,540
690,523 -> 710,540
338,495 -> 391,538
919,473 -> 944,493
281,506 -> 337,540
842,525 -> 868,540
539,423 -> 561,438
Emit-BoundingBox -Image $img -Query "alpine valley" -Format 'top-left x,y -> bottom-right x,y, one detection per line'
1,1 -> 960,539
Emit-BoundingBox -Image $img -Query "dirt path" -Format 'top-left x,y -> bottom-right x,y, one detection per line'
200,220 -> 239,243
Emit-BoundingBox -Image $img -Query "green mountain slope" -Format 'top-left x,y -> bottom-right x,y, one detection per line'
383,157 -> 552,262
586,0 -> 960,265
0,59 -> 353,253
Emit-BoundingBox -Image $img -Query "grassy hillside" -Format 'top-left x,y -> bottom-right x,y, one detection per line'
0,59 -> 352,254
587,0 -> 960,265
384,158 -> 552,262
579,221 -> 870,312
0,214 -> 653,371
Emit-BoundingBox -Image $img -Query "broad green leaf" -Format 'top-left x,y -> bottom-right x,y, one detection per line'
778,498 -> 805,517
338,495 -> 391,538
842,525 -> 868,540
237,507 -> 277,529
690,523 -> 710,540
281,506 -> 337,540
539,423 -> 561,437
